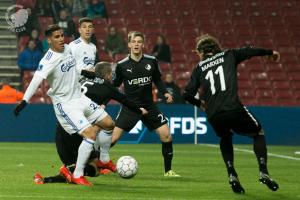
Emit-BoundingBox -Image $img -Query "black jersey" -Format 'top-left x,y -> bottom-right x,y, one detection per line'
81,77 -> 142,114
113,54 -> 167,106
183,46 -> 273,119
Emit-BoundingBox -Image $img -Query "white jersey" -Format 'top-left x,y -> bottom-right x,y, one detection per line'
69,37 -> 96,72
35,44 -> 82,103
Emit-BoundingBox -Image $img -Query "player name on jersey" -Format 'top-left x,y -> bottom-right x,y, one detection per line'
201,57 -> 224,72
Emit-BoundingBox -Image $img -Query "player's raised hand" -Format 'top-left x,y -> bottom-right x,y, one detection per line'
164,93 -> 173,103
14,100 -> 27,117
265,51 -> 280,62
140,108 -> 148,115
272,51 -> 280,62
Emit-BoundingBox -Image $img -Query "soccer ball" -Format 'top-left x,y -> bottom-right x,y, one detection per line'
116,156 -> 138,178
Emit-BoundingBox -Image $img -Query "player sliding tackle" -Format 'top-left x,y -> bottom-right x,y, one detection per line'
33,62 -> 148,184
59,17 -> 116,176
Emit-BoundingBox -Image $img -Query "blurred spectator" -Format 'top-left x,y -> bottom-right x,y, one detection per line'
152,34 -> 171,63
51,0 -> 68,22
104,26 -> 128,58
35,0 -> 52,16
87,0 -> 107,19
72,0 -> 88,16
0,78 -> 24,104
18,8 -> 40,37
65,0 -> 74,12
16,0 -> 36,9
30,29 -> 43,53
17,39 -> 42,74
55,9 -> 77,39
158,73 -> 184,104
42,38 -> 49,53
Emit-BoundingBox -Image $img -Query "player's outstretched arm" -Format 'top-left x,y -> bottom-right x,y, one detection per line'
81,70 -> 96,79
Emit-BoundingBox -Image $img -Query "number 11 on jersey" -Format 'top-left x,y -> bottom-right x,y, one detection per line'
205,65 -> 226,95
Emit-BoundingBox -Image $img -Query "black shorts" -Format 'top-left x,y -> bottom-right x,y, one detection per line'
55,124 -> 98,166
115,104 -> 168,132
208,107 -> 262,138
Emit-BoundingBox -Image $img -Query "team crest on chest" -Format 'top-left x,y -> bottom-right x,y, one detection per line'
145,64 -> 151,71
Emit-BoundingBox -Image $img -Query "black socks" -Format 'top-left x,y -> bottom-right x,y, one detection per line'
162,141 -> 173,172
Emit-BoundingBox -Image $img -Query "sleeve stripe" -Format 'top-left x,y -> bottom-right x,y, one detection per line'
45,52 -> 53,60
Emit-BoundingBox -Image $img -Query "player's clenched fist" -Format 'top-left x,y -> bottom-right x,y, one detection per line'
14,100 -> 27,117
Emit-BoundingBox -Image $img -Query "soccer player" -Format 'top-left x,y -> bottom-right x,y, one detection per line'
64,17 -> 117,174
14,24 -> 111,186
182,34 -> 280,193
69,17 -> 96,72
34,62 -> 148,184
112,31 -> 180,177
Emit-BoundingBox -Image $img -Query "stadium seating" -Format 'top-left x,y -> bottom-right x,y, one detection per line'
22,0 -> 300,105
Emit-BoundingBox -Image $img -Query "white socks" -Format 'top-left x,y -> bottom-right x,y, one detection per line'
98,130 -> 112,163
73,138 -> 94,178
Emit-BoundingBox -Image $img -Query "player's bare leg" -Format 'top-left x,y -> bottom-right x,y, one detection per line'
111,126 -> 124,147
156,124 -> 180,177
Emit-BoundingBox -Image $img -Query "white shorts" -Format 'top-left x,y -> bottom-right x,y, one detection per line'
53,95 -> 108,134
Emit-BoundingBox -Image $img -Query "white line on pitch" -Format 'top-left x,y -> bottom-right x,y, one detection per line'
0,195 -> 173,200
202,144 -> 300,161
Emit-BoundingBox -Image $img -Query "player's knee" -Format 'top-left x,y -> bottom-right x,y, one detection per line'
81,125 -> 98,140
96,116 -> 115,131
105,120 -> 115,131
159,131 -> 172,142
156,125 -> 172,142
164,134 -> 172,142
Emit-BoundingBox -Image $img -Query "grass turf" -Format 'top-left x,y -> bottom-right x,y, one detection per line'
0,143 -> 299,200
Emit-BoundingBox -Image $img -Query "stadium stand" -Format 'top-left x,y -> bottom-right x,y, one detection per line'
15,0 -> 300,106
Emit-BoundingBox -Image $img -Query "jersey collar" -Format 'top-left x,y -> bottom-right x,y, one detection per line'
129,54 -> 143,63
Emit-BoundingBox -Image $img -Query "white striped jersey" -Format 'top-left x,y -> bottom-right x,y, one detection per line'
35,44 -> 82,103
69,37 -> 96,73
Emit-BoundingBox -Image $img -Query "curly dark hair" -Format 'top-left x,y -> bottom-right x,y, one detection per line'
196,34 -> 222,59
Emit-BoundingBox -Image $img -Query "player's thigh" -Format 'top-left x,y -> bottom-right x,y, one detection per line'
142,106 -> 168,131
231,108 -> 262,136
208,115 -> 232,138
82,95 -> 108,125
115,107 -> 140,132
53,101 -> 91,134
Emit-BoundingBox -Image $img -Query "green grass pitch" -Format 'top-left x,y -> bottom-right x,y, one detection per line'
0,143 -> 299,200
